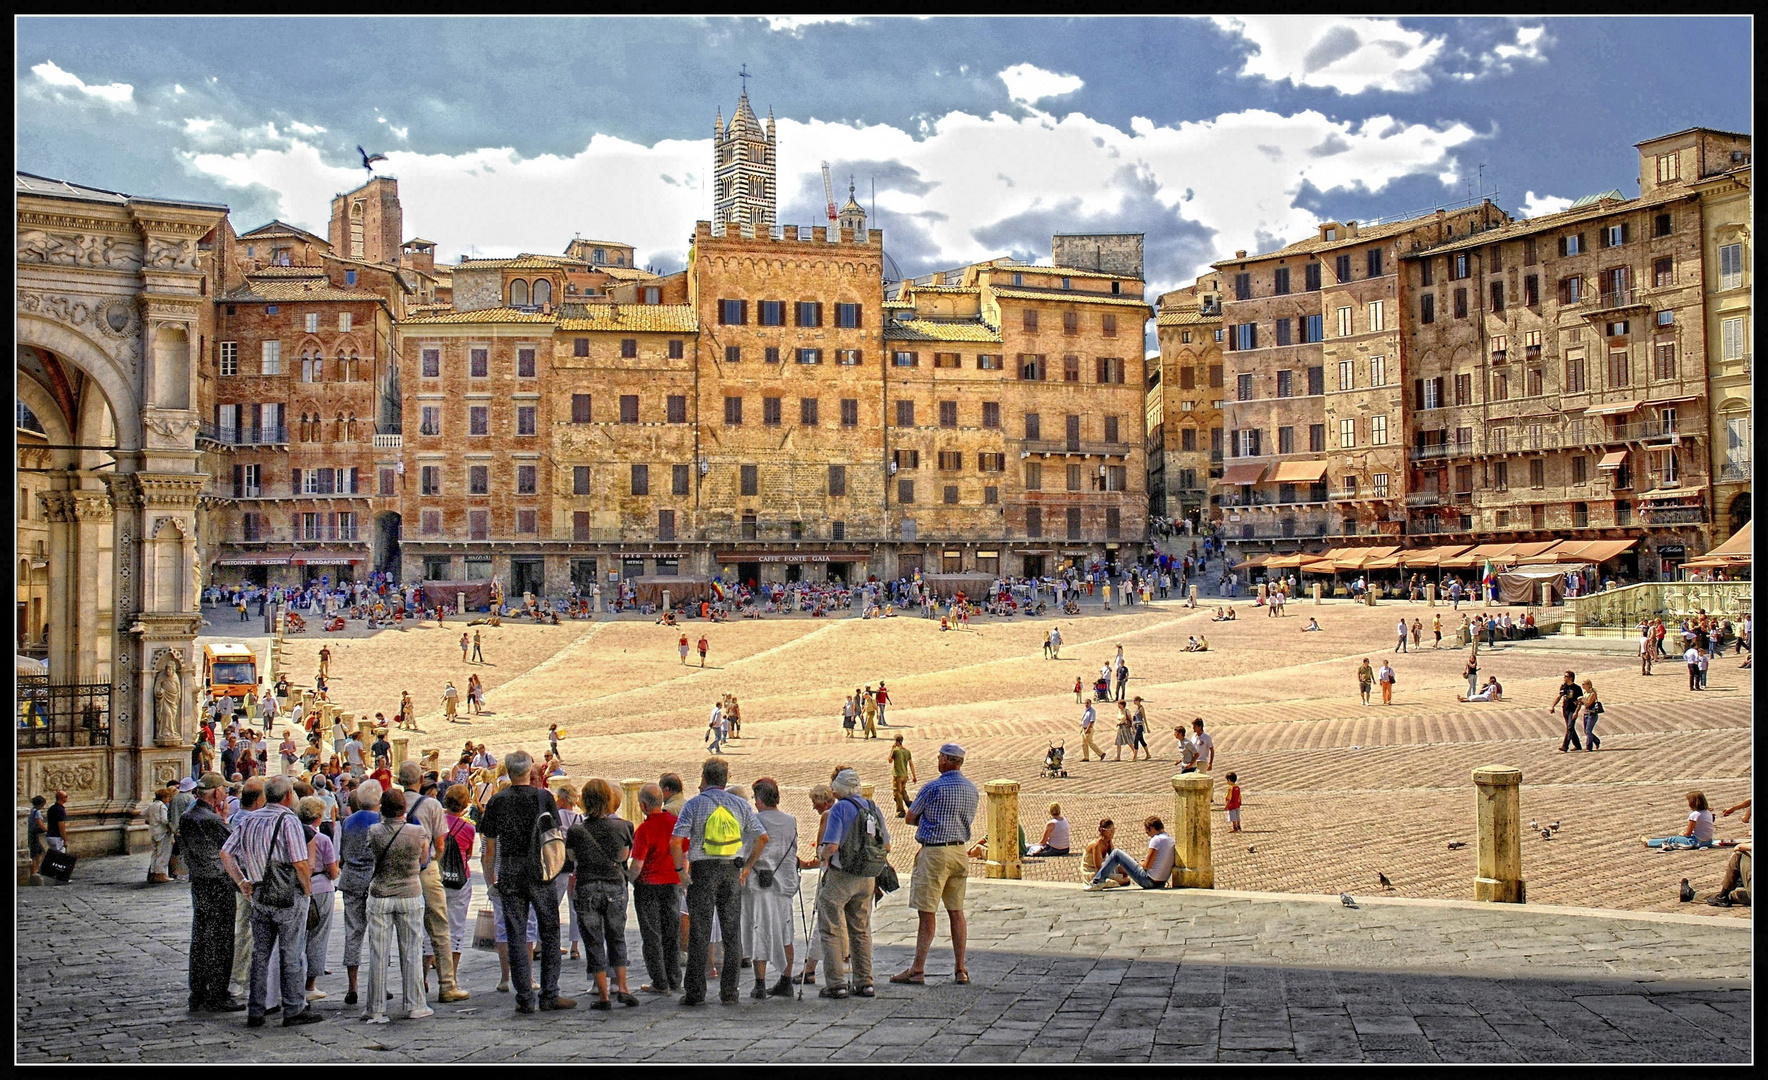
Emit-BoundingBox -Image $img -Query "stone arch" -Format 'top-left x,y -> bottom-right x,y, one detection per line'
509,278 -> 529,306
532,278 -> 551,307
14,370 -> 78,469
17,314 -> 141,451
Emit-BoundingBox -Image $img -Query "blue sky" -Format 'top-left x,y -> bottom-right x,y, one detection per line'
16,16 -> 1751,296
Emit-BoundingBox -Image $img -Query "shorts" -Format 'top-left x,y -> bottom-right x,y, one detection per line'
909,843 -> 968,913
1227,809 -> 1242,824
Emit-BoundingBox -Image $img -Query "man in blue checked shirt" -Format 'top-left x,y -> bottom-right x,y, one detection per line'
889,742 -> 979,987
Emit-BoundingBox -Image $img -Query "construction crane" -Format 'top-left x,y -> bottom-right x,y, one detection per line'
821,161 -> 838,222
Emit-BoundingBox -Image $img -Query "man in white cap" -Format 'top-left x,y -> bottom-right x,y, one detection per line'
170,776 -> 199,879
815,768 -> 889,999
891,743 -> 979,986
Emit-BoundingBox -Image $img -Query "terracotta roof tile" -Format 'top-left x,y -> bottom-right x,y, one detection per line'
988,286 -> 1153,311
399,307 -> 557,325
883,319 -> 1003,343
555,305 -> 697,333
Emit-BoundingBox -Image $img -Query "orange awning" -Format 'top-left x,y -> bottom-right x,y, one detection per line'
1506,540 -> 1564,561
1585,400 -> 1641,416
1266,460 -> 1330,484
1570,538 -> 1639,563
1597,451 -> 1629,470
1220,463 -> 1267,485
1333,545 -> 1401,570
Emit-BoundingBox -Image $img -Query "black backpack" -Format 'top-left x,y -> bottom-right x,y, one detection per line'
440,817 -> 469,890
834,797 -> 889,879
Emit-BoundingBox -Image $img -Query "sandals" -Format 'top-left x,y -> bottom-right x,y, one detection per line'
953,971 -> 971,985
818,985 -> 851,1000
889,971 -> 925,985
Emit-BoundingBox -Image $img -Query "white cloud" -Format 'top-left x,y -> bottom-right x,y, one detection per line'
174,84 -> 186,95
763,16 -> 859,34
1518,190 -> 1573,219
1493,25 -> 1547,63
390,125 -> 410,142
288,120 -> 326,136
186,99 -> 1477,293
998,63 -> 1085,106
30,60 -> 135,108
1214,16 -> 1445,94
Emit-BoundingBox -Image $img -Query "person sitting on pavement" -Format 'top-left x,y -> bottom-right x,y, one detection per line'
1082,820 -> 1128,885
1458,676 -> 1504,703
1641,790 -> 1721,850
1083,816 -> 1174,890
1301,618 -> 1322,632
1025,803 -> 1072,857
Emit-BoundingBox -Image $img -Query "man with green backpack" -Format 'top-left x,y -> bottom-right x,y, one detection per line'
671,757 -> 769,1006
815,768 -> 892,999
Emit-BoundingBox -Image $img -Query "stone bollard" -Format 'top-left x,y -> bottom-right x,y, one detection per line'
1257,583 -> 1269,605
1473,766 -> 1525,903
621,778 -> 644,827
1539,582 -> 1553,608
1428,583 -> 1438,607
1169,773 -> 1214,888
1313,582 -> 1323,605
984,780 -> 1022,880
1188,584 -> 1199,606
391,735 -> 410,770
458,592 -> 467,615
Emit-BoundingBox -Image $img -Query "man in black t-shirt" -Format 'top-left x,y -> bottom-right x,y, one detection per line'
45,790 -> 69,853
479,751 -> 574,1014
1550,671 -> 1584,752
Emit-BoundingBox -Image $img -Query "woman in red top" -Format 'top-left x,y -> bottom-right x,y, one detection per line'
628,784 -> 681,994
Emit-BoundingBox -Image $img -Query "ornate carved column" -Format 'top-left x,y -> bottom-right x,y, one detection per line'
38,484 -> 116,685
107,471 -> 208,826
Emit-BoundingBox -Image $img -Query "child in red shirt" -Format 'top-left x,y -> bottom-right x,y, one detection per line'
1225,772 -> 1244,832
1073,676 -> 1083,703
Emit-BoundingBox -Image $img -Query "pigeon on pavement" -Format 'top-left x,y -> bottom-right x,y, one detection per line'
1679,879 -> 1696,903
1549,821 -> 1561,832
1529,820 -> 1539,831
1340,893 -> 1357,908
1541,828 -> 1553,839
1447,841 -> 1467,850
1247,845 -> 1255,854
1378,872 -> 1394,890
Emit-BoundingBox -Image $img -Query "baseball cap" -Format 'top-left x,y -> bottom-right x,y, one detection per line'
196,772 -> 227,792
939,742 -> 966,760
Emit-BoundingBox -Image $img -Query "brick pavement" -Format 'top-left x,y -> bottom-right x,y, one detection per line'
208,598 -> 1752,916
16,854 -> 1749,1062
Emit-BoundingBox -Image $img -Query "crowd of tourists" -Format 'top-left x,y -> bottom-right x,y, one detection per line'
167,734 -> 981,1026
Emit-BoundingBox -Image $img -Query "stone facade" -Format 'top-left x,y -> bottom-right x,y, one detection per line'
1402,179 -> 1714,578
16,171 -> 227,855
1673,130 -> 1753,544
1214,205 -> 1503,548
1053,233 -> 1145,280
329,176 -> 402,265
1152,278 -> 1225,524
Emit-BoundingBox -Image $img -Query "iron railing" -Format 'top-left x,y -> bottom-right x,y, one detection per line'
17,677 -> 112,750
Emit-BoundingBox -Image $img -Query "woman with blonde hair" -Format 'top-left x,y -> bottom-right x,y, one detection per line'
1578,678 -> 1603,751
1026,802 -> 1072,857
1640,790 -> 1717,849
553,781 -> 584,962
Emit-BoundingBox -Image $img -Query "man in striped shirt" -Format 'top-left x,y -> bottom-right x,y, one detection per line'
220,775 -> 322,1028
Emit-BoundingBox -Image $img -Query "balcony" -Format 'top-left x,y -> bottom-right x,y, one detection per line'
226,524 -> 364,544
213,424 -> 290,447
372,433 -> 403,450
1578,287 -> 1650,316
215,483 -> 369,501
1612,419 -> 1692,443
1405,491 -> 1443,507
1019,439 -> 1133,458
1718,459 -> 1751,482
1642,507 -> 1708,526
1408,442 -> 1474,462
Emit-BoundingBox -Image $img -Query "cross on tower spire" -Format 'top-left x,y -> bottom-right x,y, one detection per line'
738,63 -> 751,95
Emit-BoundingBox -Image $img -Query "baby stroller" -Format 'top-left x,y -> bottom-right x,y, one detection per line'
1041,741 -> 1068,778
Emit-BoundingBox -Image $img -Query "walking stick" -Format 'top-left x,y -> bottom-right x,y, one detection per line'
796,866 -> 814,1002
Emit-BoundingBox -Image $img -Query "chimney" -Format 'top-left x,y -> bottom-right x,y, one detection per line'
1345,221 -> 1360,238
1235,250 -> 1246,259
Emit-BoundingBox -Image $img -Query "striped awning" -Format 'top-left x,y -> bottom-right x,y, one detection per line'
1597,451 -> 1628,470
1266,460 -> 1330,484
1220,463 -> 1267,485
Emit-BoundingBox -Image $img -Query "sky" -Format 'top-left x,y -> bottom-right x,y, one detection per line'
16,16 -> 1752,300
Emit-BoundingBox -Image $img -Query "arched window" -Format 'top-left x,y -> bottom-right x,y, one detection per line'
349,351 -> 360,383
336,412 -> 346,441
510,279 -> 529,307
532,279 -> 552,306
336,352 -> 348,382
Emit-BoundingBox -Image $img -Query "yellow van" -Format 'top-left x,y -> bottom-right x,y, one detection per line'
203,643 -> 260,703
